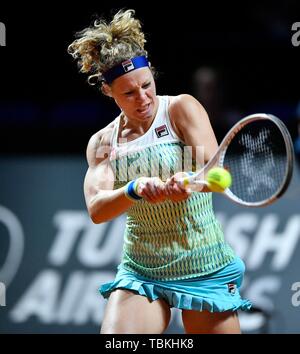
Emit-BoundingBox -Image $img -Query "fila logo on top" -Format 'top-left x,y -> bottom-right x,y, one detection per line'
155,125 -> 169,138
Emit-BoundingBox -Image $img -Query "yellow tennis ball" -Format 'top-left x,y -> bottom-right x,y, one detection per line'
207,167 -> 232,192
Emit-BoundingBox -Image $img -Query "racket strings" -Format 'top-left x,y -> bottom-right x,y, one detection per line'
224,121 -> 288,203
240,129 -> 276,195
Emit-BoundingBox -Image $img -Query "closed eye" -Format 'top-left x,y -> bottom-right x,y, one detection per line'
123,82 -> 151,96
124,91 -> 133,96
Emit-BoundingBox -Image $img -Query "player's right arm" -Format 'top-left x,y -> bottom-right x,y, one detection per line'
84,128 -> 136,224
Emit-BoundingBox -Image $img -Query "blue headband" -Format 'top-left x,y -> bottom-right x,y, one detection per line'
102,56 -> 150,84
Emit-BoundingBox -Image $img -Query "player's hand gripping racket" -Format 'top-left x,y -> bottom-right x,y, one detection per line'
179,113 -> 294,207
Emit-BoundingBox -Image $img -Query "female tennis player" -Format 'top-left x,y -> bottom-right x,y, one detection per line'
68,9 -> 251,334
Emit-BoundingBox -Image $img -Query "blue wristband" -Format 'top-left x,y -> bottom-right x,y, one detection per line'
124,180 -> 143,201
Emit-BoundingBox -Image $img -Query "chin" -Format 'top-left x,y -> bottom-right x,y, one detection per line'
141,113 -> 153,121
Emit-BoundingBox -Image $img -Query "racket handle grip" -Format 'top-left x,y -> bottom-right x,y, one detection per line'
177,172 -> 195,188
178,174 -> 208,192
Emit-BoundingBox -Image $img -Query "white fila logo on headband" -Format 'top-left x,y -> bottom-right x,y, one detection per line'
122,59 -> 135,72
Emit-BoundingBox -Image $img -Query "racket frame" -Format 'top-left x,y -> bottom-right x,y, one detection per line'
180,113 -> 294,207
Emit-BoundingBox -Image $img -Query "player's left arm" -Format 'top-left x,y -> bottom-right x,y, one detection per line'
169,94 -> 218,163
168,94 -> 219,192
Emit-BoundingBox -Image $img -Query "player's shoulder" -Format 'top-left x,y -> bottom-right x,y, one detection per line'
87,120 -> 115,149
169,94 -> 201,111
169,94 -> 206,123
86,120 -> 116,167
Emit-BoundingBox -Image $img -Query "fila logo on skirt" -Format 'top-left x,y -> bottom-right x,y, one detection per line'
227,283 -> 237,294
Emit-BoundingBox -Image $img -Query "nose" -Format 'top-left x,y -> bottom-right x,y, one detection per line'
136,89 -> 148,103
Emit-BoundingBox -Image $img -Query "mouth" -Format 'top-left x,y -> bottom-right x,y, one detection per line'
137,103 -> 151,114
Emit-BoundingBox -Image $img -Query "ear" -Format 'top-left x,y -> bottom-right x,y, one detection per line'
101,83 -> 112,97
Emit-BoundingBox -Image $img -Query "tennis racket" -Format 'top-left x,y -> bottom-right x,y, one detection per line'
178,113 -> 294,207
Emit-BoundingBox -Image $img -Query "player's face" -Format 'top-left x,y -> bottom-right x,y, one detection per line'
109,67 -> 158,122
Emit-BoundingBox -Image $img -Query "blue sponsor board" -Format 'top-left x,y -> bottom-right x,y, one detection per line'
0,156 -> 299,333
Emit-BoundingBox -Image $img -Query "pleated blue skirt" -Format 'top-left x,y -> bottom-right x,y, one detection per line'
99,257 -> 252,312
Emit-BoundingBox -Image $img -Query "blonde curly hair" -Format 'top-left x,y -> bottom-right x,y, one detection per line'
68,9 -> 150,86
